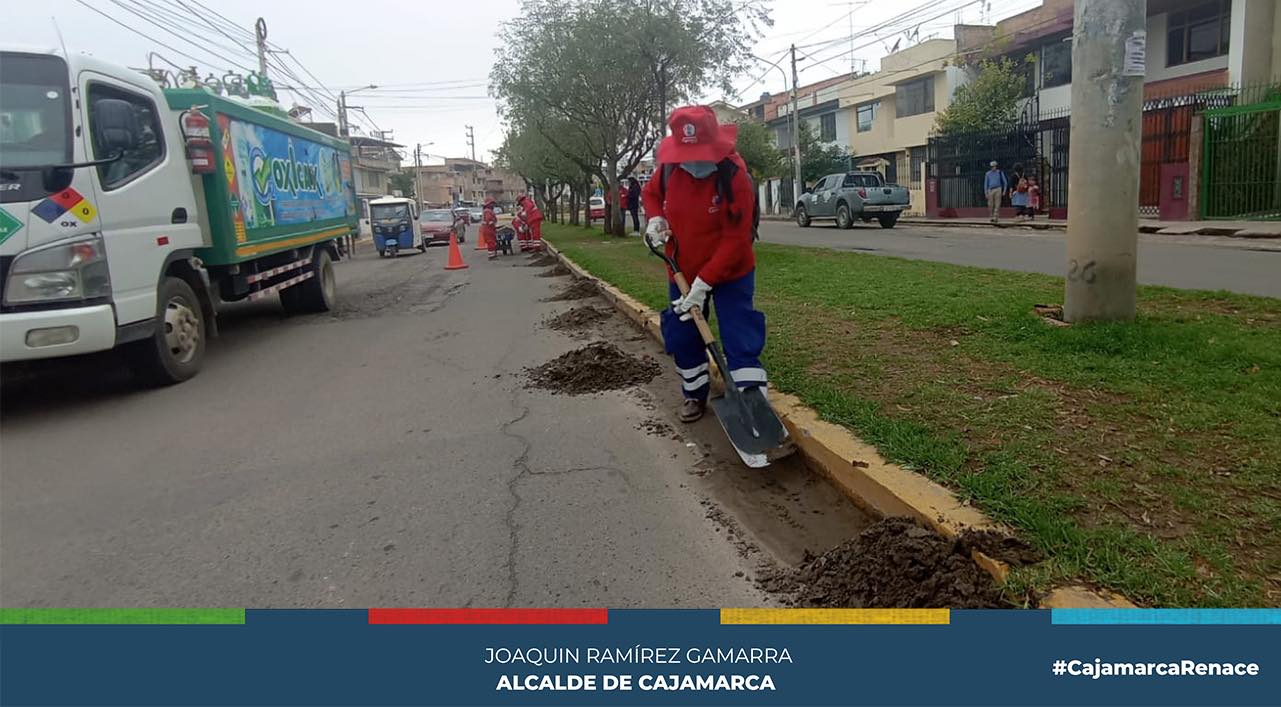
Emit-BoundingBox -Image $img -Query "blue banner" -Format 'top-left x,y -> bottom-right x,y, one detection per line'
2,609 -> 1278,705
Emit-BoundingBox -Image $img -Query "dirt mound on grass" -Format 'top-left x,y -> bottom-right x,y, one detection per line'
544,306 -> 610,333
543,280 -> 599,302
958,529 -> 1042,566
525,342 -> 661,395
525,254 -> 559,267
760,517 -> 1005,608
537,264 -> 572,278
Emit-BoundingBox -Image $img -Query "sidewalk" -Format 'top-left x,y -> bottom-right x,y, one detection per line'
761,213 -> 1281,238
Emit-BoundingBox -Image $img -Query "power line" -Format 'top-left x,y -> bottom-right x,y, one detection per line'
100,0 -> 258,72
70,0 -> 249,73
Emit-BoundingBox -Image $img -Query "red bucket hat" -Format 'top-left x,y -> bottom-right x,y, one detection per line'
656,105 -> 737,164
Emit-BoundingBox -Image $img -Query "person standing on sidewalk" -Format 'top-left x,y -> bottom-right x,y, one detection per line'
627,177 -> 642,234
642,105 -> 764,424
1027,176 -> 1041,221
985,161 -> 1008,224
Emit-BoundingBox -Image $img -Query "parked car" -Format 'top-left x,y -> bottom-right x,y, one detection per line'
419,209 -> 457,247
589,196 -> 606,219
795,171 -> 910,229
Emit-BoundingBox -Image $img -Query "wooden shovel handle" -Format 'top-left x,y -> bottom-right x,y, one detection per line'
671,271 -> 715,346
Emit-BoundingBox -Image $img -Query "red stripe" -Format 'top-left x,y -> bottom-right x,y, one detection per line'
368,608 -> 608,625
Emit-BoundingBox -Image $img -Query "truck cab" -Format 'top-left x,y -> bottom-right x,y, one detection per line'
794,171 -> 910,230
1,48 -> 207,367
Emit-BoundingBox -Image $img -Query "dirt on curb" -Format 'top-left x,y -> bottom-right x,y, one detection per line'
525,254 -> 559,267
537,264 -> 572,278
959,529 -> 1042,566
544,306 -> 611,333
757,517 -> 1006,608
525,342 -> 661,395
543,280 -> 599,302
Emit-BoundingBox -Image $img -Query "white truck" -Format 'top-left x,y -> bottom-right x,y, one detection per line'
0,47 -> 358,384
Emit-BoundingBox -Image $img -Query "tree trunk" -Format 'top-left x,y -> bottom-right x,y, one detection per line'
568,189 -> 580,226
604,163 -> 622,237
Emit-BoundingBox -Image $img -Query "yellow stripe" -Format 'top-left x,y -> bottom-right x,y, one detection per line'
720,608 -> 949,625
234,227 -> 352,257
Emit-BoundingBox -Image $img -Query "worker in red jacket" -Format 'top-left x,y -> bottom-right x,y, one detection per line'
641,105 -> 763,423
517,194 -> 544,253
480,197 -> 498,260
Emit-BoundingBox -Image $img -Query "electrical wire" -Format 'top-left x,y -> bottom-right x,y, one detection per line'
100,0 -> 258,73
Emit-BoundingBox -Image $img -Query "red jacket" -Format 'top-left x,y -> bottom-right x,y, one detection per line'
618,187 -> 629,209
520,200 -> 543,224
481,205 -> 497,230
641,154 -> 755,285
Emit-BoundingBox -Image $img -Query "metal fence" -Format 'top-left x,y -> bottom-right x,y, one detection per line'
926,108 -> 1069,212
1202,98 -> 1281,219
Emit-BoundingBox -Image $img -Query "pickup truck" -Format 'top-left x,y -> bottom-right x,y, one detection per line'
795,171 -> 910,229
0,47 -> 357,384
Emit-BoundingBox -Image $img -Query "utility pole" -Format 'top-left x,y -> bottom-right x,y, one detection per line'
254,18 -> 269,78
790,44 -> 803,209
1064,0 -> 1145,322
414,144 -> 423,210
337,91 -> 348,137
465,125 -> 476,162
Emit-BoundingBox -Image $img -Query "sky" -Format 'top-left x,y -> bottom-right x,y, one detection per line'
4,0 -> 1040,164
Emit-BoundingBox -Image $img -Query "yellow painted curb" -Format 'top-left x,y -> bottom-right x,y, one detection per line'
545,241 -> 1133,610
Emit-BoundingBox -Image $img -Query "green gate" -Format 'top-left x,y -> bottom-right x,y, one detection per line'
1201,100 -> 1281,219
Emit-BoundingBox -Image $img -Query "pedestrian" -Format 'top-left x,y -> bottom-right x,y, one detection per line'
480,196 -> 498,260
1027,176 -> 1041,221
617,180 -> 630,232
642,105 -> 764,424
627,176 -> 642,233
1011,173 -> 1030,220
517,194 -> 544,252
984,160 -> 1008,224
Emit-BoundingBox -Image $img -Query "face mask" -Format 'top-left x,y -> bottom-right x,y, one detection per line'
679,161 -> 717,179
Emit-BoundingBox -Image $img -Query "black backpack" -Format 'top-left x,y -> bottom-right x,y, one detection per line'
658,160 -> 761,241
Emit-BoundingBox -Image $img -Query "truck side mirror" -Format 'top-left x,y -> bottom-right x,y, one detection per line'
92,98 -> 141,155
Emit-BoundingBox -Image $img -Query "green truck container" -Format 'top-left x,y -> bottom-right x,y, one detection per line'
162,89 -> 358,266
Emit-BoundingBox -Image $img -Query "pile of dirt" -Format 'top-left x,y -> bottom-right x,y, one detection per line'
958,529 -> 1042,566
537,264 -> 572,278
545,307 -> 610,333
759,517 -> 1005,608
543,280 -> 599,302
525,254 -> 559,267
636,418 -> 676,438
525,342 -> 661,395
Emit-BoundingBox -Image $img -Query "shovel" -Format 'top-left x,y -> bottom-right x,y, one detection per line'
647,235 -> 788,468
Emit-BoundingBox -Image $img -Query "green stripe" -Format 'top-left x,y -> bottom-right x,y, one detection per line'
0,608 -> 245,625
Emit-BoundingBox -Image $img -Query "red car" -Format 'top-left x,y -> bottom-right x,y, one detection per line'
419,209 -> 459,248
589,196 -> 605,219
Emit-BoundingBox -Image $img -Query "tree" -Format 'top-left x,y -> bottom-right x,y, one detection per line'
797,120 -> 849,185
494,125 -> 583,222
733,119 -> 785,182
933,58 -> 1028,136
491,0 -> 769,235
388,171 -> 415,199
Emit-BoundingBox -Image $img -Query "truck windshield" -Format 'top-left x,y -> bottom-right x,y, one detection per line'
0,53 -> 73,203
371,203 -> 410,221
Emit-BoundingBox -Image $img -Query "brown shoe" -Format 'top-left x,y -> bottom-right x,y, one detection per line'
678,398 -> 706,423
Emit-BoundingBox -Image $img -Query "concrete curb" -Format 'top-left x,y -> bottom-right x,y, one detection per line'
760,214 -> 1281,238
543,242 -> 1134,609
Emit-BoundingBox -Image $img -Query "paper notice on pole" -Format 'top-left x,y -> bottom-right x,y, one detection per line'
1123,30 -> 1146,77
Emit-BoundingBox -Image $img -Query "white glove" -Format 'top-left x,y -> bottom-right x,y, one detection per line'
672,277 -> 712,321
644,216 -> 669,248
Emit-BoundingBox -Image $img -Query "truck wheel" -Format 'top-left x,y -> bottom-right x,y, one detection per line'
878,213 -> 899,229
127,276 -> 205,386
836,203 -> 853,230
281,248 -> 336,314
795,205 -> 811,228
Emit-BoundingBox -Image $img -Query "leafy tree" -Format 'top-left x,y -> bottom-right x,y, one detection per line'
797,120 -> 849,185
733,118 -> 785,182
933,58 -> 1027,136
494,125 -> 585,222
388,171 -> 415,199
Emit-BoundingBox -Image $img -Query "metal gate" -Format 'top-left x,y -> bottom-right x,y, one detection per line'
1140,104 -> 1195,217
1202,100 -> 1281,219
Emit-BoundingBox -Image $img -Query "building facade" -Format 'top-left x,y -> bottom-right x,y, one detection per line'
413,158 -> 526,208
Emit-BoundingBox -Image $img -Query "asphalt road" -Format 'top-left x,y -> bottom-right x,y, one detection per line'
0,244 -> 866,608
758,220 -> 1281,298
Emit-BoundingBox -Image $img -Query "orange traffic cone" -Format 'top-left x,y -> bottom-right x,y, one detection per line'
474,228 -> 486,250
444,232 -> 469,270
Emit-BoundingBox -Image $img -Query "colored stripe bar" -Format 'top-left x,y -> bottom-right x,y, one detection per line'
721,609 -> 949,625
0,608 -> 245,625
1053,609 -> 1281,625
369,608 -> 608,625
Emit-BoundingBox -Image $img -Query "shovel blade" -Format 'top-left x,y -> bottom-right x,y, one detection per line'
709,386 -> 788,464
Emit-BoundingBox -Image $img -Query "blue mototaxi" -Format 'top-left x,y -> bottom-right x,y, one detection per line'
369,197 -> 421,257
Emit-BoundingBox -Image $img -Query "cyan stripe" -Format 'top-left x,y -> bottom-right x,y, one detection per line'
1052,609 -> 1281,625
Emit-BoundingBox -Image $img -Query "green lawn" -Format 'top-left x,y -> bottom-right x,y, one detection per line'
544,222 -> 1281,607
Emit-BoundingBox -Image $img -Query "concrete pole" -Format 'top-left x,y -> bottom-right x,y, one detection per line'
414,144 -> 423,211
338,91 -> 348,137
790,44 -> 803,209
255,18 -> 269,79
1064,0 -> 1146,323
